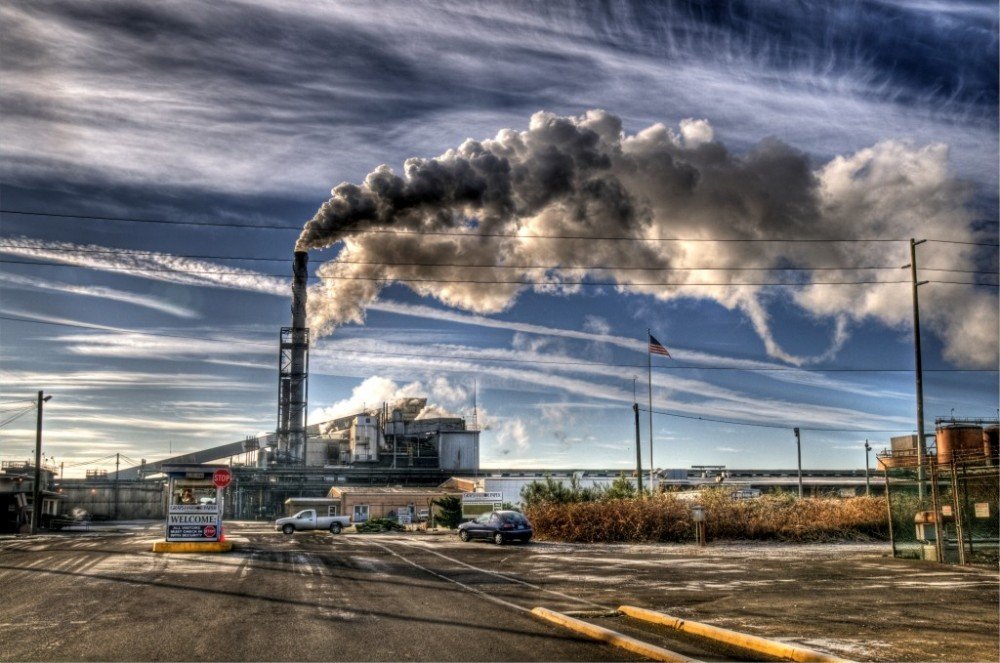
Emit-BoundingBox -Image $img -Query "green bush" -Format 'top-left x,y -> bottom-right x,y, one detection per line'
431,495 -> 464,529
355,518 -> 405,533
520,475 -> 601,507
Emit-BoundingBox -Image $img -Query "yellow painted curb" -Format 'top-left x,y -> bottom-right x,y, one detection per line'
618,605 -> 854,663
531,607 -> 698,663
152,541 -> 233,553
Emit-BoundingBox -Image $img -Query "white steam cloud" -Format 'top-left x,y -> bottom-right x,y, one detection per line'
300,110 -> 997,368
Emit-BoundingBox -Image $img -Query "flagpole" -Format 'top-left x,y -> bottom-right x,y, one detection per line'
647,328 -> 654,495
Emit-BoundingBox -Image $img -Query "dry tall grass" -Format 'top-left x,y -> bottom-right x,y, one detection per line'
524,489 -> 888,543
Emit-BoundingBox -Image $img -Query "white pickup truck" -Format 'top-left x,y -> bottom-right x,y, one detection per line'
275,509 -> 352,535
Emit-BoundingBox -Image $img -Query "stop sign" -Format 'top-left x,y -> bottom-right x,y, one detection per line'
203,524 -> 217,538
213,468 -> 232,489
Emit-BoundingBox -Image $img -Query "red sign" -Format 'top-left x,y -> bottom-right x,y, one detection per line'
203,524 -> 217,538
213,468 -> 232,489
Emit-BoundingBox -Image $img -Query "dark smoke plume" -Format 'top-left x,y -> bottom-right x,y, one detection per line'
298,110 -> 995,368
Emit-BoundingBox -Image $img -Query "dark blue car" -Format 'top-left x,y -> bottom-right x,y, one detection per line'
458,510 -> 533,545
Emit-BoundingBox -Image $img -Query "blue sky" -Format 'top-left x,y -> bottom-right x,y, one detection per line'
1,1 -> 997,477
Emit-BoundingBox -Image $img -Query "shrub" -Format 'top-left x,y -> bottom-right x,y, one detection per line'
431,495 -> 464,529
524,489 -> 889,543
355,518 -> 405,533
520,475 -> 601,507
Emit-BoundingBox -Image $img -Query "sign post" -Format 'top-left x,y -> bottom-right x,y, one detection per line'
461,492 -> 503,518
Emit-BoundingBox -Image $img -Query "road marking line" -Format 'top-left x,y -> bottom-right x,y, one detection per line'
361,539 -> 530,614
393,539 -> 611,610
619,606 -> 856,663
531,607 -> 700,663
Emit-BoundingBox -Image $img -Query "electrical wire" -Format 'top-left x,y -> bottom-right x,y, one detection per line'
3,208 -> 998,246
0,401 -> 36,410
63,453 -> 119,468
0,243 -> 995,274
4,258 -> 991,286
0,314 -> 996,373
0,405 -> 36,429
638,406 -> 915,433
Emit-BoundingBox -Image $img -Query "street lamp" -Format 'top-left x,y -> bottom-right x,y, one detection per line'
30,391 -> 52,535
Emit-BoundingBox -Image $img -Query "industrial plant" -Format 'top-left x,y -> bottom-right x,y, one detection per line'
3,251 -> 996,569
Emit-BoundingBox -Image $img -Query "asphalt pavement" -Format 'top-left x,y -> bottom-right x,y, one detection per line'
1,522 -> 997,662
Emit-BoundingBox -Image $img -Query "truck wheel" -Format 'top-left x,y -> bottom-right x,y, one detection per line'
493,532 -> 504,545
459,530 -> 470,542
282,524 -> 295,535
330,522 -> 342,534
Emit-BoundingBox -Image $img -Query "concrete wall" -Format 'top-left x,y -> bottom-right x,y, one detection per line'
59,480 -> 166,520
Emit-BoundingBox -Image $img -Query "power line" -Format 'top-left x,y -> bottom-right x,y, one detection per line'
639,406 -> 914,433
4,208 -> 998,245
0,243 -> 995,274
926,239 -> 1000,248
63,453 -> 120,468
0,314 -> 996,373
4,258 -> 983,286
0,405 -> 36,429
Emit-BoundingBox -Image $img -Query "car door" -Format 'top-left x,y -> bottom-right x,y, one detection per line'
486,512 -> 502,538
470,512 -> 492,539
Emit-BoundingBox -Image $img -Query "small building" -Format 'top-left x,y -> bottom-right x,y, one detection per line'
326,486 -> 461,523
0,462 -> 63,533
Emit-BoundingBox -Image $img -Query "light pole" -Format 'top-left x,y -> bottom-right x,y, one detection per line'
903,238 -> 928,499
794,427 -> 803,499
30,391 -> 52,535
864,440 -> 872,497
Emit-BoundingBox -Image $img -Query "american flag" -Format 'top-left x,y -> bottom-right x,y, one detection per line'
648,334 -> 671,357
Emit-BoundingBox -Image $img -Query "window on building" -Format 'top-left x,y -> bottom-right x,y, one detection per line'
353,504 -> 369,522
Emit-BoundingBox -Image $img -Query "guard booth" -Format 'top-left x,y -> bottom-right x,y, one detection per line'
161,464 -> 230,543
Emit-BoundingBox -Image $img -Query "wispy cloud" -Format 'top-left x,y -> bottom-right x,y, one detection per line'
0,272 -> 199,318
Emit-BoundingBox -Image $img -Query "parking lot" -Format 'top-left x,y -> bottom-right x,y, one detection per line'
1,521 -> 996,661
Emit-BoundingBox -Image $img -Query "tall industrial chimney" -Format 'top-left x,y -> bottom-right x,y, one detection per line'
276,251 -> 310,464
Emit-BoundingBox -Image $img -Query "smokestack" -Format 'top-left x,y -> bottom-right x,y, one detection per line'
292,250 -> 308,330
277,251 -> 310,464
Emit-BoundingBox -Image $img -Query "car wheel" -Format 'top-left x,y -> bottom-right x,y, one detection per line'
459,530 -> 471,542
281,524 -> 295,535
330,522 -> 342,534
493,532 -> 504,545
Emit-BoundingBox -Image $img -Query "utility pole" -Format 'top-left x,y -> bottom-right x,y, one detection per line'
904,238 -> 929,499
114,452 -> 120,520
646,330 -> 655,495
794,427 -> 803,499
632,376 -> 644,496
864,440 -> 872,496
30,391 -> 51,535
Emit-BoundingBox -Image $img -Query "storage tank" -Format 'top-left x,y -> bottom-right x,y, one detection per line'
984,426 -> 999,461
936,425 -> 984,463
